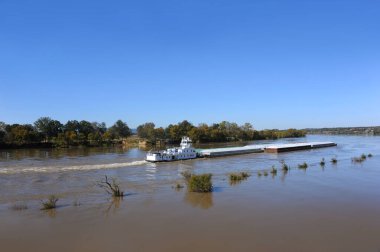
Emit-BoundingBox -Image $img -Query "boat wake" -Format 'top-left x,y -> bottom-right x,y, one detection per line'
0,160 -> 149,174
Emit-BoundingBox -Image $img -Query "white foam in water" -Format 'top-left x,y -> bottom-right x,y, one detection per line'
0,160 -> 148,174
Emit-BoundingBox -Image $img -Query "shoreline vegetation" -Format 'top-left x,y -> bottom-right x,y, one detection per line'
305,126 -> 380,135
0,117 -> 306,149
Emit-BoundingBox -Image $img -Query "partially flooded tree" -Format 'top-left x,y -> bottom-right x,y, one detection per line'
98,175 -> 124,197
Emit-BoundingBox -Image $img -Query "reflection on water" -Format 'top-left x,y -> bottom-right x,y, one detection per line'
280,169 -> 288,182
44,208 -> 57,218
229,178 -> 249,186
104,197 -> 123,216
184,192 -> 213,209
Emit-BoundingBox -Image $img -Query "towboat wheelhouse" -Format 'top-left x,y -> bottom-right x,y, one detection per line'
146,137 -> 197,162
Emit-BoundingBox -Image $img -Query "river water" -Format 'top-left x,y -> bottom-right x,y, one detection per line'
0,135 -> 379,252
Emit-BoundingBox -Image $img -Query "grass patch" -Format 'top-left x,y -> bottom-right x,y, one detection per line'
352,157 -> 365,163
352,154 -> 369,163
41,195 -> 59,210
331,157 -> 338,164
298,162 -> 308,169
188,173 -> 213,193
263,171 -> 269,177
98,175 -> 124,197
11,203 -> 28,211
320,158 -> 326,167
257,172 -> 262,177
229,172 -> 250,182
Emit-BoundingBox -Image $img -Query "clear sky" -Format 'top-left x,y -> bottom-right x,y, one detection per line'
0,0 -> 379,130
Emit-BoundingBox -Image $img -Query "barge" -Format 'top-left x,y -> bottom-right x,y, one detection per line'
264,142 -> 337,153
198,142 -> 337,157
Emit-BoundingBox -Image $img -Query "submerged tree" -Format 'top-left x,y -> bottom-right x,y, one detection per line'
97,175 -> 124,197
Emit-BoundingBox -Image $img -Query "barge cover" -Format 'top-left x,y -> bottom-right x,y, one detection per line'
198,141 -> 337,157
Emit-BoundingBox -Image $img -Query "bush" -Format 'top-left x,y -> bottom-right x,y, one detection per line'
368,153 -> 373,158
298,162 -> 308,169
188,174 -> 213,193
229,172 -> 250,182
331,157 -> 338,164
361,154 -> 367,160
41,195 -> 59,210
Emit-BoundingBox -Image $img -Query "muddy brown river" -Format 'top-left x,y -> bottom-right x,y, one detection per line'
0,135 -> 379,252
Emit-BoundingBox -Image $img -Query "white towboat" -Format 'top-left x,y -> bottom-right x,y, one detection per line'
146,136 -> 197,162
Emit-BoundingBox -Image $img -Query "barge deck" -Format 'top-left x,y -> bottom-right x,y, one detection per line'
198,141 -> 336,157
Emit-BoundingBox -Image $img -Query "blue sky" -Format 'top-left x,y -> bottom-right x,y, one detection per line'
0,0 -> 379,129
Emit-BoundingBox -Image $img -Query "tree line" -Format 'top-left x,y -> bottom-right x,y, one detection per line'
137,120 -> 306,143
0,117 -> 131,148
0,118 -> 306,148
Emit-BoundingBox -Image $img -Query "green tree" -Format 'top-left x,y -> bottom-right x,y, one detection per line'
88,131 -> 102,144
166,124 -> 181,142
6,124 -> 39,144
154,127 -> 165,140
34,117 -> 63,141
65,130 -> 78,145
109,120 -> 131,138
239,122 -> 255,140
78,120 -> 95,138
197,123 -> 210,142
103,130 -> 114,141
188,127 -> 200,142
178,120 -> 194,137
92,122 -> 107,134
137,122 -> 156,140
64,120 -> 80,133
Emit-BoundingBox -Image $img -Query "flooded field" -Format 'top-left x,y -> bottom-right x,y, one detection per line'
1,135 -> 380,252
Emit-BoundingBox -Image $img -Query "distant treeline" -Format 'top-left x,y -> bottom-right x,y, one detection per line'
137,120 -> 306,143
0,118 -> 306,148
305,126 -> 380,136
